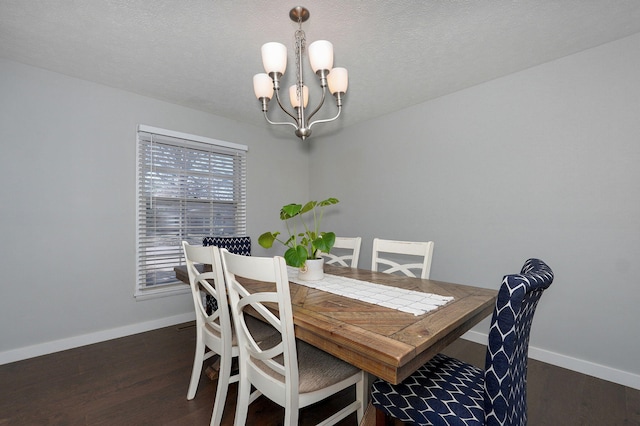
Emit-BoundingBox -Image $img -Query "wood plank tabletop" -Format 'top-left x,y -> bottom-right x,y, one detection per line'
175,264 -> 497,384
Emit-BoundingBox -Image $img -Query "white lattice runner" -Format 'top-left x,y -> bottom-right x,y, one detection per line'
287,267 -> 453,316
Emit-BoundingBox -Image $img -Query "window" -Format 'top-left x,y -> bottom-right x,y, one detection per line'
135,125 -> 247,298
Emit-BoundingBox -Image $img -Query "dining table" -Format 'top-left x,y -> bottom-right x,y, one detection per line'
175,263 -> 497,385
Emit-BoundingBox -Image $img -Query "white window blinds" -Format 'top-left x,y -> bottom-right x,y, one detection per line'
135,125 -> 247,297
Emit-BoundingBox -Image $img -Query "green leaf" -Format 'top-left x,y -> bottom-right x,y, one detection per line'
318,197 -> 339,207
324,232 -> 336,249
284,245 -> 308,267
280,203 -> 302,219
258,232 -> 278,248
300,201 -> 316,214
312,232 -> 336,254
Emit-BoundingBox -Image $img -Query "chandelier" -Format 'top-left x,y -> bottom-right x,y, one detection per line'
252,6 -> 348,141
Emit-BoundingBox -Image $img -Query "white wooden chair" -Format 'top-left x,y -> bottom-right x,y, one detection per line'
220,249 -> 366,426
371,238 -> 435,279
319,236 -> 362,268
181,242 -> 276,426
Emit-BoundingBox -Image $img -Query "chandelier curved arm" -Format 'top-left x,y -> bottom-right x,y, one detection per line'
308,104 -> 341,129
263,111 -> 299,129
273,86 -> 299,124
306,85 -> 327,122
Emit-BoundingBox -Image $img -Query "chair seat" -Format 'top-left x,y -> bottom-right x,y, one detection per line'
297,342 -> 361,393
253,335 -> 361,394
371,353 -> 485,426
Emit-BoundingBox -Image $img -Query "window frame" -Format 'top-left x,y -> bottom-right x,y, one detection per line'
134,124 -> 248,299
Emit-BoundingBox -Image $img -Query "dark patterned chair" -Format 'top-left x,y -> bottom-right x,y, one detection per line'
371,258 -> 554,426
202,236 -> 251,313
203,236 -> 252,256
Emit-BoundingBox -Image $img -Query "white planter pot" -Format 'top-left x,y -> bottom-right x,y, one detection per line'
298,258 -> 324,281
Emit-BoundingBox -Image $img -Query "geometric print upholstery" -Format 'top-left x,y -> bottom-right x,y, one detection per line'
483,258 -> 553,426
371,353 -> 485,425
202,236 -> 252,313
203,236 -> 252,256
371,258 -> 554,426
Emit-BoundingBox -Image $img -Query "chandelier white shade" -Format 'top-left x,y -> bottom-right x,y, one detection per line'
261,42 -> 287,74
253,6 -> 348,140
327,67 -> 348,94
253,73 -> 274,100
289,84 -> 309,108
308,40 -> 333,73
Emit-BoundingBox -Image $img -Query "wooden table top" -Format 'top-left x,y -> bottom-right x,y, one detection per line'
175,264 -> 497,384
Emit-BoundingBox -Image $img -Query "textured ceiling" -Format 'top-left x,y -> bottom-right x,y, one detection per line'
2,1 -> 640,138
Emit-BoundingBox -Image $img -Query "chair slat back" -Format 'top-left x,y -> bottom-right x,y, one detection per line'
319,236 -> 362,268
181,242 -> 231,345
220,250 -> 299,405
371,238 -> 435,279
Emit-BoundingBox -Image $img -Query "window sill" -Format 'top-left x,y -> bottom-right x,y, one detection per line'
134,283 -> 190,301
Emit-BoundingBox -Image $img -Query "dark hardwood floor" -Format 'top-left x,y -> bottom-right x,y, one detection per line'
0,322 -> 638,425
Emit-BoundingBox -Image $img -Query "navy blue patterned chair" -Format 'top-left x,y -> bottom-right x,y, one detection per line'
202,236 -> 251,313
203,236 -> 252,256
371,258 -> 554,426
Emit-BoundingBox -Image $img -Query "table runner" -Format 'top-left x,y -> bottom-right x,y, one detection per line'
287,267 -> 453,316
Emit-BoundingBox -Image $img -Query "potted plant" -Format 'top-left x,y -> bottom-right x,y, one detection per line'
258,197 -> 339,280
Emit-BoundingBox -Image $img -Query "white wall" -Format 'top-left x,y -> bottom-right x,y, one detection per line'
311,33 -> 640,388
0,59 -> 309,362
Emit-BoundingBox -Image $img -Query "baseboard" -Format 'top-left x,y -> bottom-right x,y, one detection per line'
462,330 -> 640,391
3,316 -> 638,392
0,312 -> 195,366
